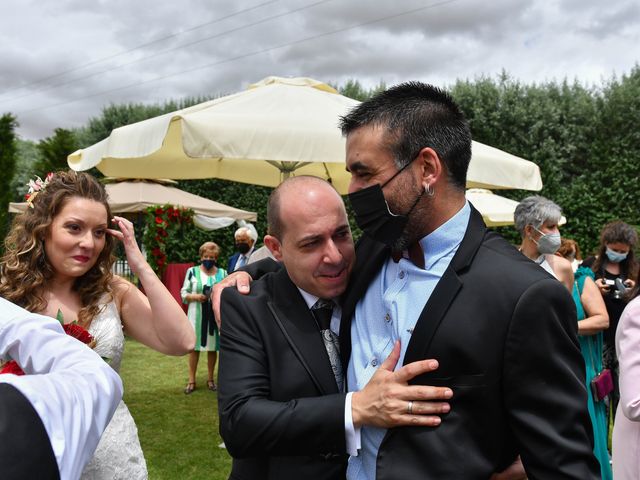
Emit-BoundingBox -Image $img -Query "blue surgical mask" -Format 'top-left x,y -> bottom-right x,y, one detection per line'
202,259 -> 217,270
533,227 -> 561,255
605,248 -> 628,263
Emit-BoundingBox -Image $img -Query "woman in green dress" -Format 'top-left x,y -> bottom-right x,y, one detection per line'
181,241 -> 227,394
572,265 -> 613,480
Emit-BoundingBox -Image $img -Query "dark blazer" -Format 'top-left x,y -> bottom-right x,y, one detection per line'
218,267 -> 348,480
227,248 -> 256,273
227,252 -> 242,273
338,207 -> 600,479
0,383 -> 59,480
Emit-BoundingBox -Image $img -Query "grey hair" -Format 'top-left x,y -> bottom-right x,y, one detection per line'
234,225 -> 258,242
514,195 -> 563,237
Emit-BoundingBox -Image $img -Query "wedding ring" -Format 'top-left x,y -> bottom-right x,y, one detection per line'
407,401 -> 413,415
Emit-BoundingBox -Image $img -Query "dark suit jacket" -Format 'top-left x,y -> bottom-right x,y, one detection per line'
0,383 -> 59,479
338,207 -> 600,479
227,252 -> 242,273
218,267 -> 348,480
227,248 -> 256,273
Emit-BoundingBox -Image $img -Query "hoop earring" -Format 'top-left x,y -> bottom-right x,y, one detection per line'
424,183 -> 435,196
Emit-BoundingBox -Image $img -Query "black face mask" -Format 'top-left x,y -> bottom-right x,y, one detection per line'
202,259 -> 216,270
235,242 -> 251,254
348,161 -> 424,247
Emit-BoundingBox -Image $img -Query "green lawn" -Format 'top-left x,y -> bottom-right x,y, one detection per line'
120,338 -> 232,479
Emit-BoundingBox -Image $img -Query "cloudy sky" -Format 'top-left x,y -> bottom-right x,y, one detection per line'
1,0 -> 638,141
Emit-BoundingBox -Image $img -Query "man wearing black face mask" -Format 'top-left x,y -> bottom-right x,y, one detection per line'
227,226 -> 258,272
213,83 -> 600,479
338,82 -> 598,480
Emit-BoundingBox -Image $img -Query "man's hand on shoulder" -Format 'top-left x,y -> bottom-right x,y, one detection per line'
351,341 -> 452,428
213,271 -> 253,328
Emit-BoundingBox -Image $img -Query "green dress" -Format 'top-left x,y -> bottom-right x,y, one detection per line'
181,266 -> 227,351
573,266 -> 612,480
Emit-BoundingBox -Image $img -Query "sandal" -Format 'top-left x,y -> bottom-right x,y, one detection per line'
184,382 -> 196,394
207,380 -> 217,392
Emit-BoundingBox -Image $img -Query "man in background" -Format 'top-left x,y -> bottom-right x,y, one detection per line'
227,224 -> 258,272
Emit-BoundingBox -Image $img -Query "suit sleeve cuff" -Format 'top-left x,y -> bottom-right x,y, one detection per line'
345,392 -> 361,456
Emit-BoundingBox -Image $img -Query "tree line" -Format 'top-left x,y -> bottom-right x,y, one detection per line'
1,67 -> 638,262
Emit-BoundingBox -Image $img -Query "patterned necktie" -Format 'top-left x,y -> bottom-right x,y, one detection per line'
311,299 -> 343,391
236,254 -> 246,269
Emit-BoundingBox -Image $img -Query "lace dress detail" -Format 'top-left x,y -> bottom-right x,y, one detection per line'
81,302 -> 148,479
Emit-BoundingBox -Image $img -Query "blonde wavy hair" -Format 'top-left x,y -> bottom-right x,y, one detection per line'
0,170 -> 116,327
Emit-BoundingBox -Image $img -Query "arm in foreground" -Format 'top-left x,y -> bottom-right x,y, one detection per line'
0,298 -> 123,480
212,258 -> 281,328
109,216 -> 195,355
504,278 -> 600,479
617,298 -> 640,421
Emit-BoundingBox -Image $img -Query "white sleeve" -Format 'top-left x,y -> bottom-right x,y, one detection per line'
344,392 -> 361,456
0,298 -> 123,480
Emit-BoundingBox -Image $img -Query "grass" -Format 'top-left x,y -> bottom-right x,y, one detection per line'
120,338 -> 232,479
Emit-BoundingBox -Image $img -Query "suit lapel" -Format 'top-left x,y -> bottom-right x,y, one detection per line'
340,236 -> 389,366
404,206 -> 487,364
268,269 -> 340,395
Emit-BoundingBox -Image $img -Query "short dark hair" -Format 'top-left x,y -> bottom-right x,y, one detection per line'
339,81 -> 471,190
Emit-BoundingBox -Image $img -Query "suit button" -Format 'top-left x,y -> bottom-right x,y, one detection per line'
384,313 -> 391,322
399,271 -> 405,279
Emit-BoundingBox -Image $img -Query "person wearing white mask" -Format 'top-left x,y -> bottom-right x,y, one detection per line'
582,220 -> 639,420
514,195 -> 574,291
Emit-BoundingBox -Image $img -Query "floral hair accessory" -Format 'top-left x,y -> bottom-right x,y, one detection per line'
25,172 -> 54,208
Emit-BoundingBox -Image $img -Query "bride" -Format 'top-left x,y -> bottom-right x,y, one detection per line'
0,170 -> 195,479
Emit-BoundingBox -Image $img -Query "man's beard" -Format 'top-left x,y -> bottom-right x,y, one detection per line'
388,177 -> 426,253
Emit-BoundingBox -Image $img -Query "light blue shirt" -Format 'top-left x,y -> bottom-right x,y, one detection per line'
346,202 -> 470,480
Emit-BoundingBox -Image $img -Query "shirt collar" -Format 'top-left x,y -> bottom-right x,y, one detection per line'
418,201 -> 470,270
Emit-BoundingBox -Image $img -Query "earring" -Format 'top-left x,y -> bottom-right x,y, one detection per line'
424,183 -> 435,196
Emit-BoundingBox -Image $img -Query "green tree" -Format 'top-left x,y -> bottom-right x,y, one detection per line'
0,113 -> 19,245
35,128 -> 79,176
336,79 -> 387,101
10,139 -> 40,201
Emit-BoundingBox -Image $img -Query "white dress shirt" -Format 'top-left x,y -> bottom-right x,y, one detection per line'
0,298 -> 123,480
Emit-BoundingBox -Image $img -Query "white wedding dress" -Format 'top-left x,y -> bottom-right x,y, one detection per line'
81,301 -> 148,479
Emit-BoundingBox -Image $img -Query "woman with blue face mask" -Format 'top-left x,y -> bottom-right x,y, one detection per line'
583,221 -> 639,424
514,195 -> 574,292
181,241 -> 227,394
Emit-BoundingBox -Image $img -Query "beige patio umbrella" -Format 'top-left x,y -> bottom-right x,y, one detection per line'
466,188 -> 565,227
9,179 -> 257,228
68,76 -> 542,194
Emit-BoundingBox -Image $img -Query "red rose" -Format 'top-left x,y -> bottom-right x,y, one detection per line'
152,247 -> 162,256
63,323 -> 95,345
155,208 -> 164,214
155,216 -> 164,224
0,361 -> 25,376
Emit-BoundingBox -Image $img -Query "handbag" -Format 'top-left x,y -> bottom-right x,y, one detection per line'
574,275 -> 614,402
590,369 -> 613,402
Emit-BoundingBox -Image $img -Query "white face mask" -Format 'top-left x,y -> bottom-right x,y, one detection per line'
532,226 -> 561,255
